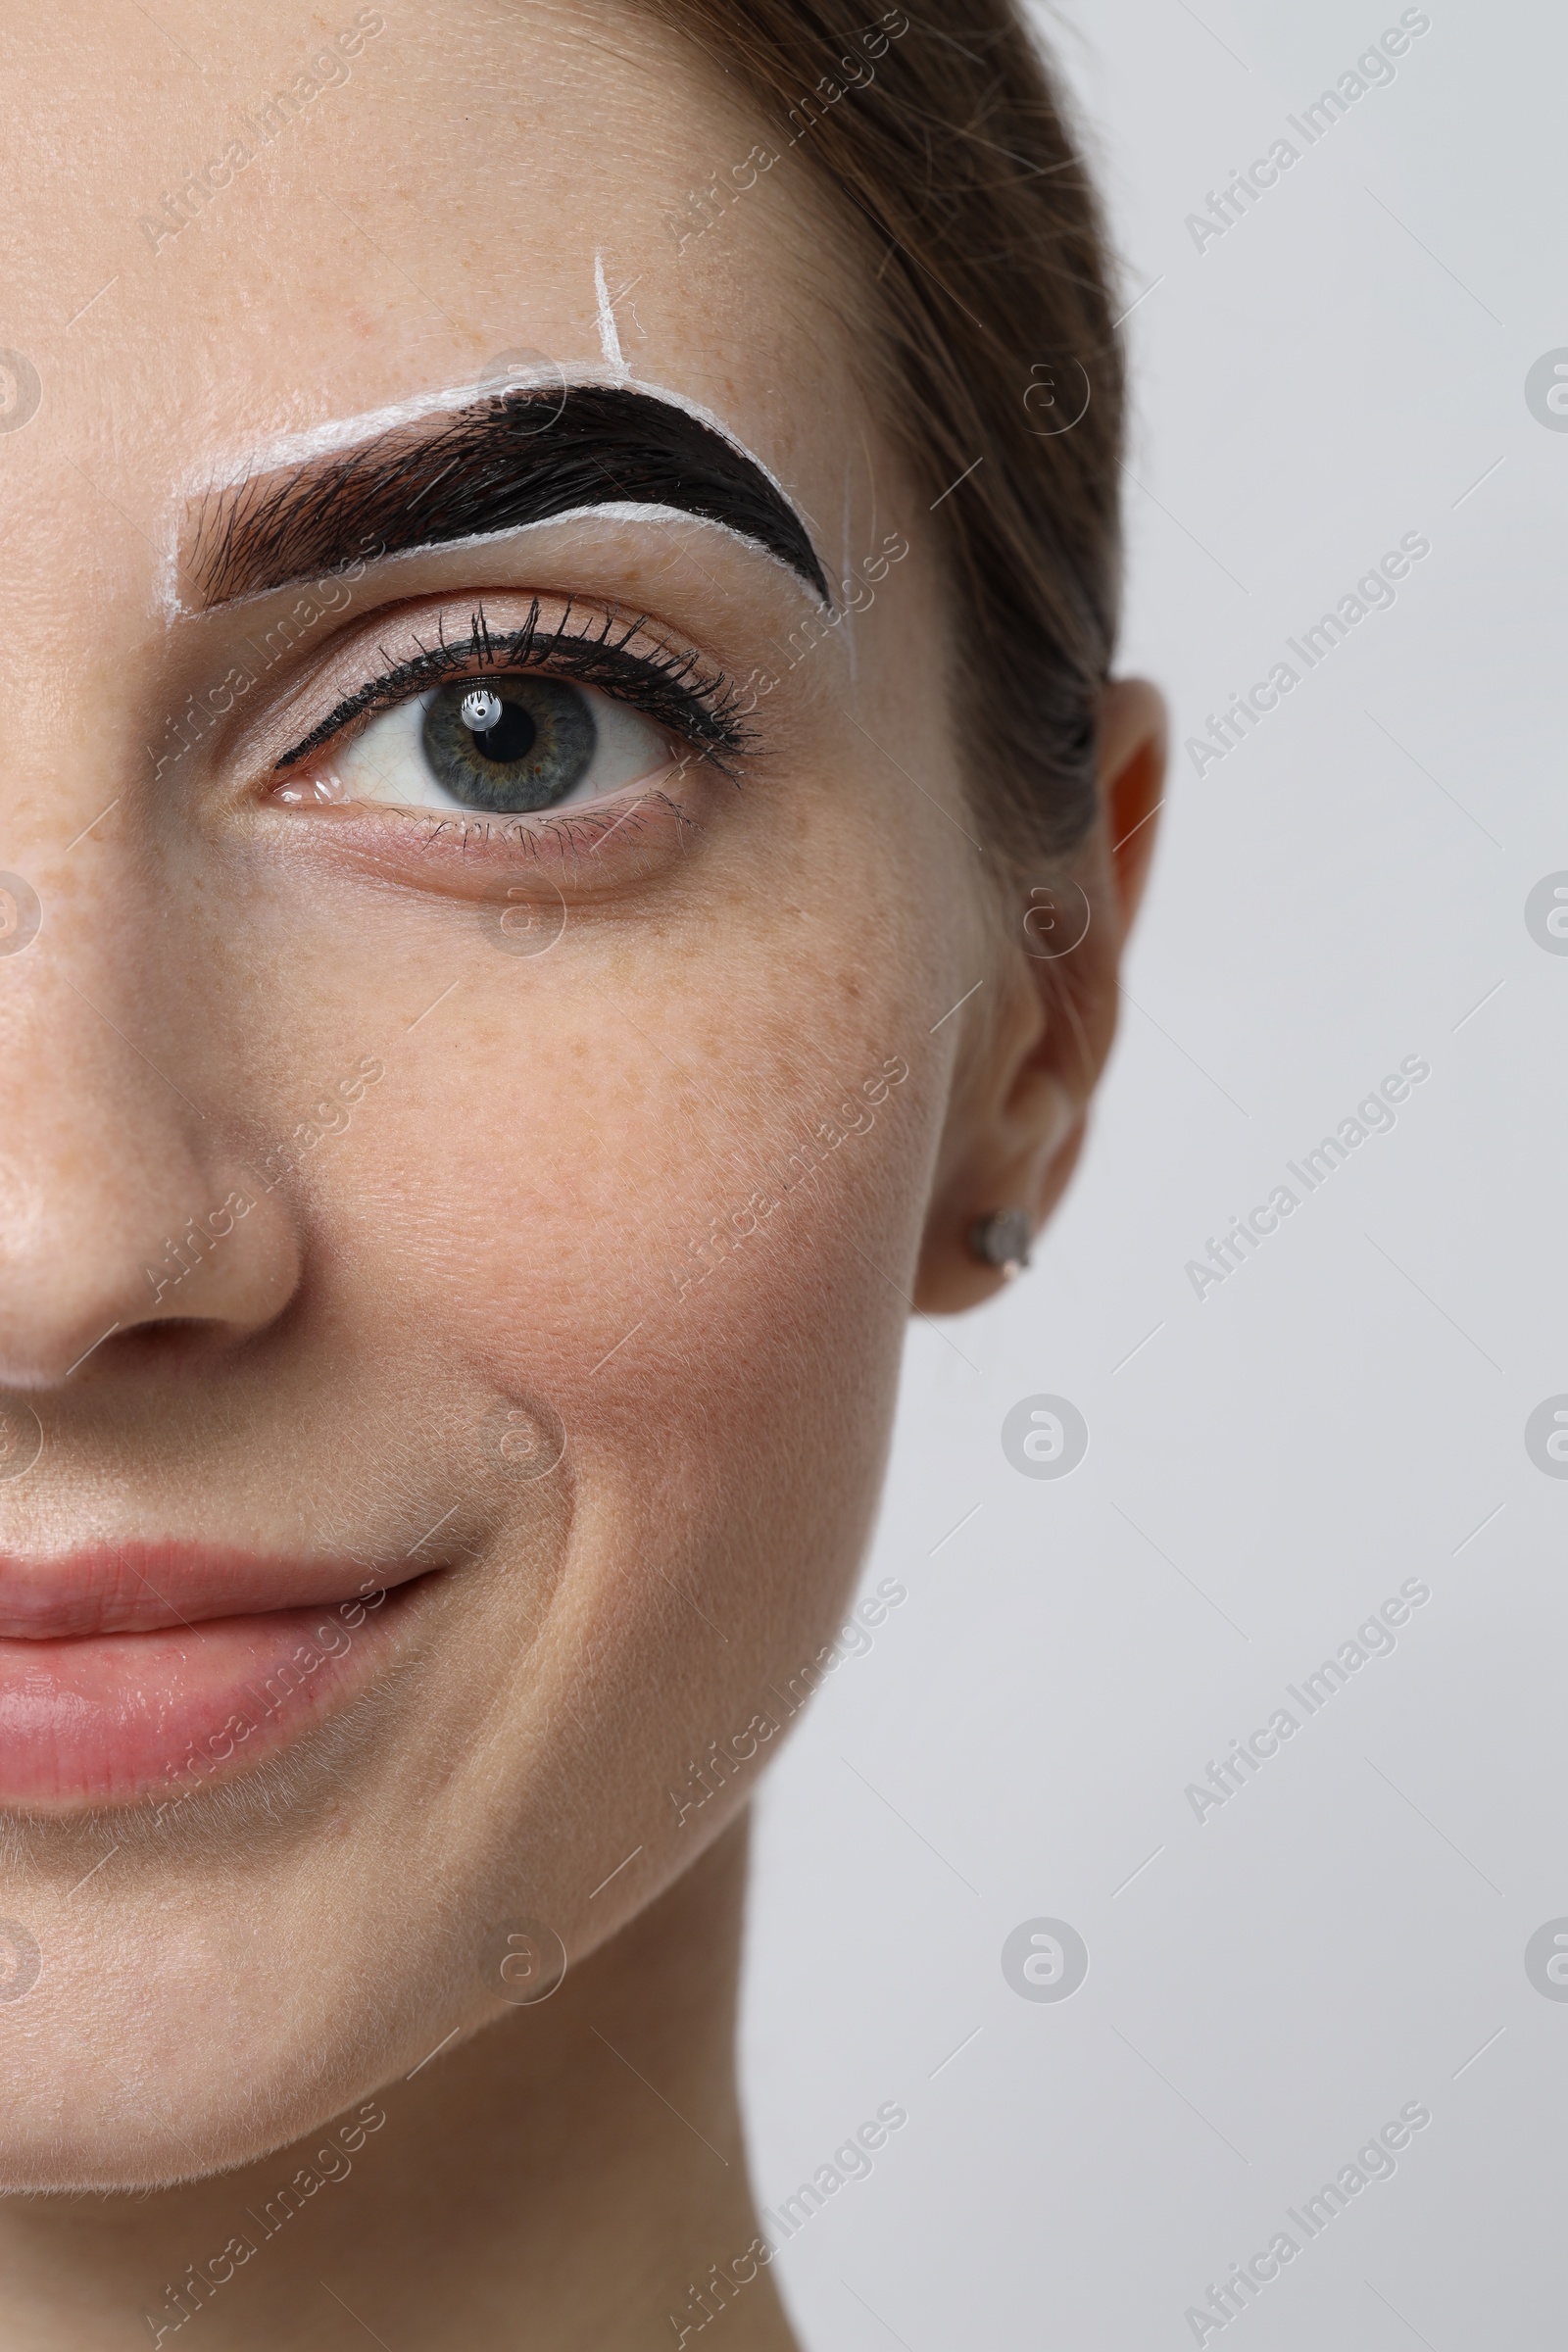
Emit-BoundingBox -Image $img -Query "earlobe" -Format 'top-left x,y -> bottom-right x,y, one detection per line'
913,1061 -> 1081,1313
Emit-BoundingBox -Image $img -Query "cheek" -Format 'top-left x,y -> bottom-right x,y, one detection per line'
366,989 -> 927,1531
319,929 -> 935,1747
340,905 -> 942,1464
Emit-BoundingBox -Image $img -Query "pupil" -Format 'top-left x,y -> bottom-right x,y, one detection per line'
420,674 -> 597,813
475,700 -> 536,764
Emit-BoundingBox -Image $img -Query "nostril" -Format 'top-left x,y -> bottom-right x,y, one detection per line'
83,1319 -> 229,1367
61,1314 -> 243,1383
51,1304 -> 294,1391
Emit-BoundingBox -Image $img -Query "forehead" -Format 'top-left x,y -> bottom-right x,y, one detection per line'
0,3 -> 838,544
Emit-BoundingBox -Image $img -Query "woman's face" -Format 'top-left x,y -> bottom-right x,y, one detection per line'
0,1 -> 1104,2184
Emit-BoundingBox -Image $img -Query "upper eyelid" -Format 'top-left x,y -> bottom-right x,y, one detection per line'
270,602 -> 752,775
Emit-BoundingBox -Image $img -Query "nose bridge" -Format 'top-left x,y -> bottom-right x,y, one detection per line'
0,858 -> 301,1385
0,453 -> 311,1382
14,915 -> 210,1191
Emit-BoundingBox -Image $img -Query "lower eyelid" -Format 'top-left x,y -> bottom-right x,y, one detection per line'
267,783 -> 710,902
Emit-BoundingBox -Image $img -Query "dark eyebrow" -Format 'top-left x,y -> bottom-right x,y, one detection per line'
188,384 -> 829,610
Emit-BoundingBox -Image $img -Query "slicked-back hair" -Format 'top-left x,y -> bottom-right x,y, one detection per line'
645,0 -> 1124,869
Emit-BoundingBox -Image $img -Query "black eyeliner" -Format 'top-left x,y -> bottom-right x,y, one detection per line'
272,600 -> 754,777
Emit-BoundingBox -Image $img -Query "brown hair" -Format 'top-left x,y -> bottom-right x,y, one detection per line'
644,0 -> 1124,868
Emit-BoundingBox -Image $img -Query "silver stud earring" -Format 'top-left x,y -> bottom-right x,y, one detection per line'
967,1208 -> 1032,1278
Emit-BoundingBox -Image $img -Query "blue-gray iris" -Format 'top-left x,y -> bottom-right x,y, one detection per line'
421,674 -> 596,812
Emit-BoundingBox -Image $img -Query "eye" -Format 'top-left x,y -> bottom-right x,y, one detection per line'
314,673 -> 677,816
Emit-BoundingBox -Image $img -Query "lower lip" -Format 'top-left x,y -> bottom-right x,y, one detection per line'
0,1581 -> 429,1812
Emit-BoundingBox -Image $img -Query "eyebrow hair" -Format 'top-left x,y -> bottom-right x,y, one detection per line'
188,383 -> 829,611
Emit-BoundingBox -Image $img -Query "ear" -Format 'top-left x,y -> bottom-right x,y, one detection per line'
912,678 -> 1166,1313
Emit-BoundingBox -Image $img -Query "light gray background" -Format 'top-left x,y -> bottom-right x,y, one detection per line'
739,2 -> 1566,2344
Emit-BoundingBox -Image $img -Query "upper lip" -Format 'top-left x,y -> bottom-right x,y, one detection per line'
0,1544 -> 423,1639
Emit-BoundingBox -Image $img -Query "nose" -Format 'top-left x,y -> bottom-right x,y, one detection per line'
0,935 -> 302,1390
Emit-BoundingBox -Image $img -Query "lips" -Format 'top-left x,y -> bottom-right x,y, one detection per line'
0,1544 -> 434,1812
0,1542 -> 430,1639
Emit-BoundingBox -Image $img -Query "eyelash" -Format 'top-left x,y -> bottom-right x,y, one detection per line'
271,598 -> 755,783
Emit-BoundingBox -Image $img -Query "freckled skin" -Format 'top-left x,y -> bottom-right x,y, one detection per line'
0,3 -> 1162,2346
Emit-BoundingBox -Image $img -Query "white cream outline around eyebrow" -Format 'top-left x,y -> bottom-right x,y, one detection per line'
593,256 -> 627,379
172,365 -> 827,615
201,500 -> 828,631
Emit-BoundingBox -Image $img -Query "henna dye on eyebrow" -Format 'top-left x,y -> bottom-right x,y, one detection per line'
191,384 -> 829,611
